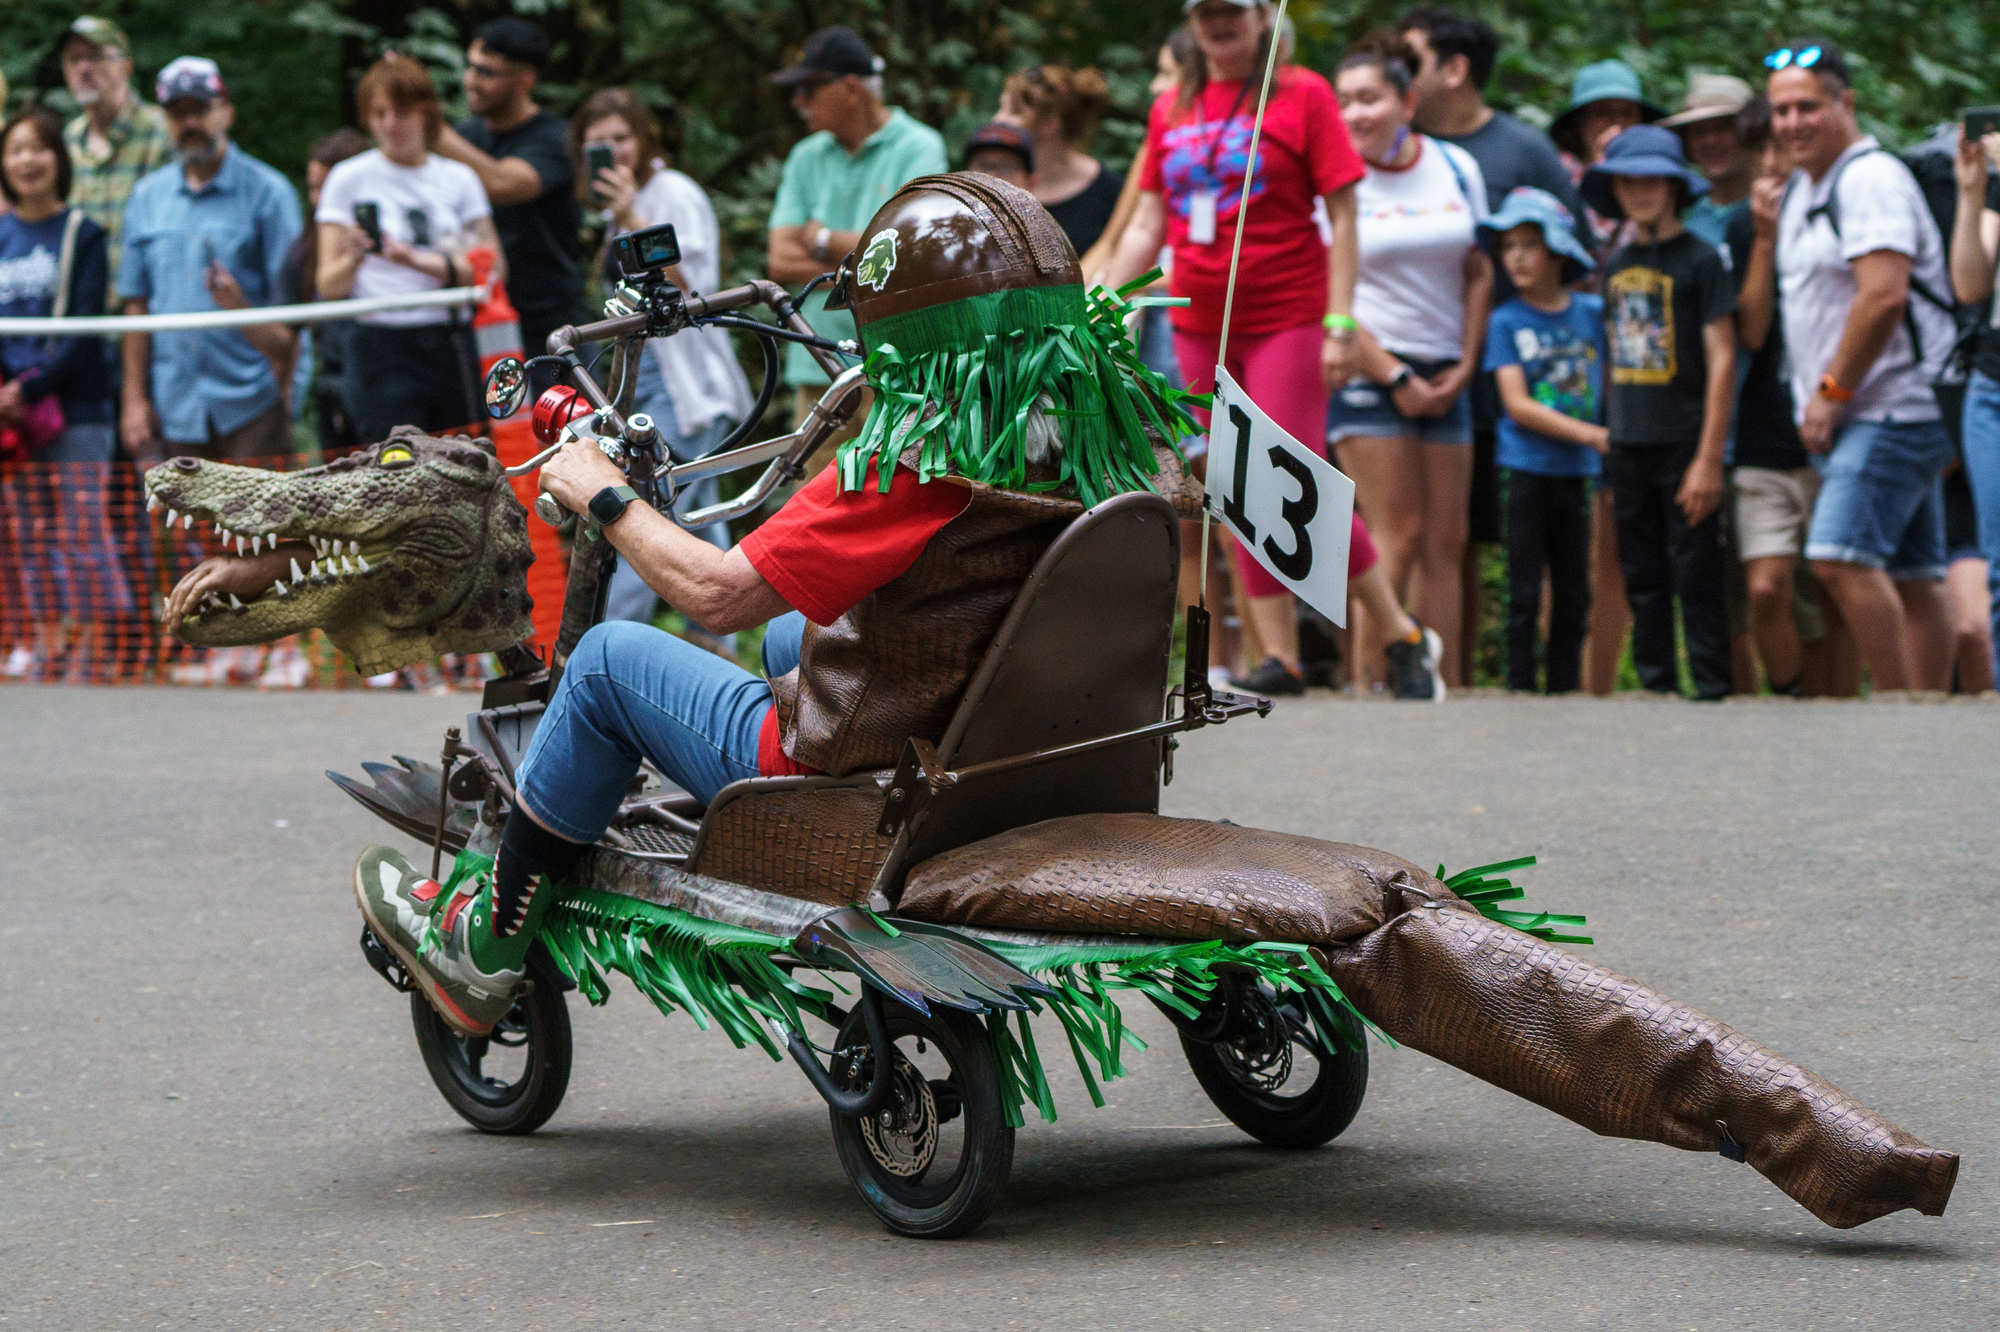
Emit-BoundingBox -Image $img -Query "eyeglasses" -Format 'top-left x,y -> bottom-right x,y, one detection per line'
1764,46 -> 1823,71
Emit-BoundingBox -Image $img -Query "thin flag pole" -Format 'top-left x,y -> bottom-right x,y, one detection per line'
1199,0 -> 1290,609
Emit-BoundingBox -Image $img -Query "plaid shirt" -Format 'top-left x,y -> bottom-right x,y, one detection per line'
64,95 -> 173,310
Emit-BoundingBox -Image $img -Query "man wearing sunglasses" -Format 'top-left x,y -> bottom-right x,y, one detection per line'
1757,39 -> 1956,693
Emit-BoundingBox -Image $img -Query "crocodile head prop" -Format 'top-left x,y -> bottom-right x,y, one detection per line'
144,431 -> 535,676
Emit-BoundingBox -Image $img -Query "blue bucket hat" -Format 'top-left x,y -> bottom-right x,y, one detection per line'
1477,187 -> 1595,283
1580,124 -> 1710,219
1549,59 -> 1666,156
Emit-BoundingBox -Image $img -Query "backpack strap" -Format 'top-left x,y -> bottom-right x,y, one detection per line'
1433,138 -> 1475,211
1800,148 -> 1957,372
48,208 -> 85,320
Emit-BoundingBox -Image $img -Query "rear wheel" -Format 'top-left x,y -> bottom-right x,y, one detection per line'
827,1000 -> 1012,1239
1180,983 -> 1367,1149
412,979 -> 572,1135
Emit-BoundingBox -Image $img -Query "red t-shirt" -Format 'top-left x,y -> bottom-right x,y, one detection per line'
741,466 -> 971,775
1139,68 -> 1363,337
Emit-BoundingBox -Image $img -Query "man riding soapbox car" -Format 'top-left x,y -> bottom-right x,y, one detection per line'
149,176 -> 1956,1240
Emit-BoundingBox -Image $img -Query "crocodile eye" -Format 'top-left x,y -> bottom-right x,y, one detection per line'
378,445 -> 415,468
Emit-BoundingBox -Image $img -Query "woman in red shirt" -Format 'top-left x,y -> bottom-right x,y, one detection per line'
1104,0 -> 1442,698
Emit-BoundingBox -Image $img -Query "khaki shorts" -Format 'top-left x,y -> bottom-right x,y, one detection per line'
1733,465 -> 1822,563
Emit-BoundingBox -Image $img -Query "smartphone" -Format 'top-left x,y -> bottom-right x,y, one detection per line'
1964,106 -> 2000,141
585,143 -> 616,200
353,201 -> 383,253
406,207 -> 431,248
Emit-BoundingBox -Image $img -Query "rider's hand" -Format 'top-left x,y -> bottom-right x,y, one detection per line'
163,542 -> 309,632
539,428 -> 627,515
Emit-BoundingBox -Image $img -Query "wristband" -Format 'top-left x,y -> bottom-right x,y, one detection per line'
1817,373 -> 1854,403
1323,312 -> 1358,339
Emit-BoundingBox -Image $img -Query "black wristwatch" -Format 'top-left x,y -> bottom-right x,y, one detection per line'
587,484 -> 640,527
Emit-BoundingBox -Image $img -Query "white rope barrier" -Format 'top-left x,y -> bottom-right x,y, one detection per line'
0,284 -> 488,336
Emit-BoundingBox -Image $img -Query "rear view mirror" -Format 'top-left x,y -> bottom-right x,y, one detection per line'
484,357 -> 528,420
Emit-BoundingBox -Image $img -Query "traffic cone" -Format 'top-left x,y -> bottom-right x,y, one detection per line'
466,248 -> 566,653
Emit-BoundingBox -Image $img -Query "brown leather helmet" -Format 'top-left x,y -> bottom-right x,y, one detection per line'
827,172 -> 1085,354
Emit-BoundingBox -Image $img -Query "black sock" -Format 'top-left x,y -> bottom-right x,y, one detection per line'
492,812 -> 586,938
1770,675 -> 1802,698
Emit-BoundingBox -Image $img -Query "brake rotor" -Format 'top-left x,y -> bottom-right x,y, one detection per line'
1216,988 -> 1295,1093
860,1053 -> 939,1178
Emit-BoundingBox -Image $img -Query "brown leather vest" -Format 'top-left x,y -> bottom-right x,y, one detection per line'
769,447 -> 1201,777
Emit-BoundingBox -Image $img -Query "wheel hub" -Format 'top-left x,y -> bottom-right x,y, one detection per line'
1215,988 -> 1293,1093
859,1054 -> 939,1178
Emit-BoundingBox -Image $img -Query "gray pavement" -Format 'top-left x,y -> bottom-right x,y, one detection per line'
3,685 -> 1996,1330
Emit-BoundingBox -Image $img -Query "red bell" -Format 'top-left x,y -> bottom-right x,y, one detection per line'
531,385 -> 587,446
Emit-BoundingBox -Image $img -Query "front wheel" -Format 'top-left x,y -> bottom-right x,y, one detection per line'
827,999 -> 1013,1239
411,979 -> 572,1135
1180,983 -> 1367,1149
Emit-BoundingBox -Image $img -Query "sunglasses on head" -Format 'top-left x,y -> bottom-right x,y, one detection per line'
1764,46 -> 1823,71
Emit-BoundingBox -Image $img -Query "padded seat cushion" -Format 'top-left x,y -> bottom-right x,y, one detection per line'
898,812 -> 1449,943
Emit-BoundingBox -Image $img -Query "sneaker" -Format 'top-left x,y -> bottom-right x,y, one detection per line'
353,846 -> 522,1038
2,646 -> 30,678
1386,625 -> 1446,702
1228,655 -> 1306,697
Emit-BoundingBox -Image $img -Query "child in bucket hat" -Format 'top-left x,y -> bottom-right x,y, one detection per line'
1478,187 -> 1609,693
1579,124 -> 1710,219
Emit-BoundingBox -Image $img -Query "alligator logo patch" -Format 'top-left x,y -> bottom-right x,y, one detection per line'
856,228 -> 898,292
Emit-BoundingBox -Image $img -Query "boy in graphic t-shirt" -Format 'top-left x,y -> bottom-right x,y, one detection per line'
1582,126 -> 1738,699
1479,188 -> 1609,693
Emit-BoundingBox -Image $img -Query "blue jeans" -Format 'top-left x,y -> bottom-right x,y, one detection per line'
605,353 -> 738,623
1804,416 -> 1950,579
1961,370 -> 2000,660
514,612 -> 807,838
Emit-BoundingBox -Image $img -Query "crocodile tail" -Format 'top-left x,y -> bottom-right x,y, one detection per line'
1325,898 -> 1959,1229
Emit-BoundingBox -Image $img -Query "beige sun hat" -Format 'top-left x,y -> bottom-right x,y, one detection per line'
1659,72 -> 1754,129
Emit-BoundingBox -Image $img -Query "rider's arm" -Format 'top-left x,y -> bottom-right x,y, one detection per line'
539,431 -> 791,634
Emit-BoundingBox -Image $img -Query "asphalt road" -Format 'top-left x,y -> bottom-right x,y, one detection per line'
3,686 -> 1996,1330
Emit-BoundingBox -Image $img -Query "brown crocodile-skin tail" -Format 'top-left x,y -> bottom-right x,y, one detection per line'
1326,899 -> 1959,1229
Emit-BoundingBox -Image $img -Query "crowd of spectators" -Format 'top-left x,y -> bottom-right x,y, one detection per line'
3,6 -> 1999,702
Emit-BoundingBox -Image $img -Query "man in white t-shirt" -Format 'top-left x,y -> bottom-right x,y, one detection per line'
1765,38 -> 1954,692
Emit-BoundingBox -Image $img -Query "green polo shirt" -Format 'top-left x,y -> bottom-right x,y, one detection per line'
769,107 -> 948,385
64,95 -> 174,310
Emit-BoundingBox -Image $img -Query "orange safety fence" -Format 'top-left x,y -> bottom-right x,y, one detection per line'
0,448 -> 546,689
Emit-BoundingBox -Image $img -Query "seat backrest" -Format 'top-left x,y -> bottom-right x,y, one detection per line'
887,489 -> 1180,893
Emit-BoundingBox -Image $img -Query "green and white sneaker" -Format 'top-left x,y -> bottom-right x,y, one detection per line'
353,846 -> 523,1038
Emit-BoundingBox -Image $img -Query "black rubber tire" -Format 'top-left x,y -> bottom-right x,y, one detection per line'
411,979 -> 572,1135
828,1000 -> 1013,1239
1180,988 -> 1368,1149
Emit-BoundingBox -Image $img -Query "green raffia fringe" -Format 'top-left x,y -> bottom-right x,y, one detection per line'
836,272 -> 1208,510
1441,855 -> 1594,945
450,848 -> 1590,1129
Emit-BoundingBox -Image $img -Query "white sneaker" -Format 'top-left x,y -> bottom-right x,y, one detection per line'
2,646 -> 30,678
366,671 -> 399,688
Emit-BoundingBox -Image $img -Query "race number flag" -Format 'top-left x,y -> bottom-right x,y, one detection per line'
1203,367 -> 1356,626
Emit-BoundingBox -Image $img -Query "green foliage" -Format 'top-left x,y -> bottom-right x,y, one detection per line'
9,1 -> 1992,272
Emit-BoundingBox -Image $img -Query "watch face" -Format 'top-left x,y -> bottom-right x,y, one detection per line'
588,486 -> 626,526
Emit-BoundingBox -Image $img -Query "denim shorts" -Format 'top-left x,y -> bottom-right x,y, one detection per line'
1325,356 -> 1473,446
1804,416 -> 1952,580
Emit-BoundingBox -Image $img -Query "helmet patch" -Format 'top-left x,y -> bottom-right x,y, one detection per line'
856,228 -> 899,292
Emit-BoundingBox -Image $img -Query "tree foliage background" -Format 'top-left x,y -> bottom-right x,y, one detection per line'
6,0 -> 1998,287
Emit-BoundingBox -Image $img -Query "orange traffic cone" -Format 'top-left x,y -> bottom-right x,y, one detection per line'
466,248 -> 566,653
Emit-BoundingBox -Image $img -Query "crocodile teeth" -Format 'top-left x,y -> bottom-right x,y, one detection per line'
146,493 -> 161,512
340,556 -> 356,576
235,536 -> 247,556
165,509 -> 178,527
350,541 -> 361,556
183,512 -> 194,530
290,558 -> 306,585
228,594 -> 245,611
310,561 -> 326,583
218,527 -> 231,543
272,580 -> 289,599
355,554 -> 371,573
251,535 -> 262,555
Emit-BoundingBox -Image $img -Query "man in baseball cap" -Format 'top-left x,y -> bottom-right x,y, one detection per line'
117,56 -> 302,467
59,17 -> 173,303
765,27 -> 945,438
962,121 -> 1036,189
